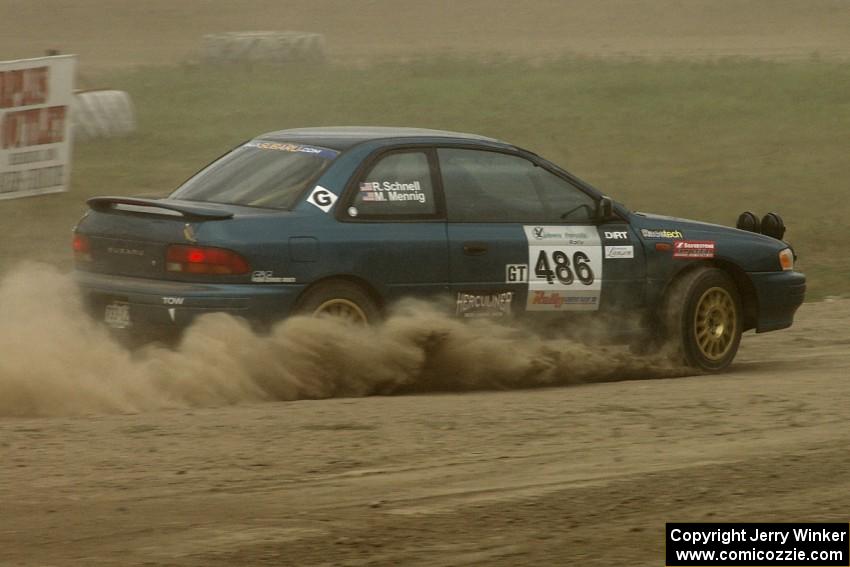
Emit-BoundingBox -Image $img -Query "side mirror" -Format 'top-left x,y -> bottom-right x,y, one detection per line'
596,196 -> 614,221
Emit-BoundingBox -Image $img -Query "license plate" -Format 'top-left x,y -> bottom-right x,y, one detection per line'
104,302 -> 130,329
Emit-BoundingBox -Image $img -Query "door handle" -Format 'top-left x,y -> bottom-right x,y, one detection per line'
463,242 -> 488,256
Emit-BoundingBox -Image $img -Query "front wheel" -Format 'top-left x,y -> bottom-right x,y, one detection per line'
294,280 -> 380,325
662,267 -> 742,372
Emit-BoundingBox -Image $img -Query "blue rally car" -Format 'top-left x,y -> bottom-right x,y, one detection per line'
72,127 -> 805,371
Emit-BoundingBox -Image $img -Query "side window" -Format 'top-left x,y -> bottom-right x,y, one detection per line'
438,148 -> 596,222
350,151 -> 436,217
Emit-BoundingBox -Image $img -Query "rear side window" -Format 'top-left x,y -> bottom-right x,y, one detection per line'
170,141 -> 338,209
349,151 -> 436,217
438,148 -> 596,222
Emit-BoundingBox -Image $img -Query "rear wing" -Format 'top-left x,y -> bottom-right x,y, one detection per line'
86,197 -> 234,220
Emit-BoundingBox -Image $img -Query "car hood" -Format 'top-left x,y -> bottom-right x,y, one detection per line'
631,212 -> 785,247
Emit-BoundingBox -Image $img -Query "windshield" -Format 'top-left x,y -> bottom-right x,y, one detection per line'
169,141 -> 338,209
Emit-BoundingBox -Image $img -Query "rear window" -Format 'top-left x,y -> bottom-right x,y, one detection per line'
169,141 -> 338,209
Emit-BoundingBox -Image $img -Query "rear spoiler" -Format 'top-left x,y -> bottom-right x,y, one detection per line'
86,197 -> 234,220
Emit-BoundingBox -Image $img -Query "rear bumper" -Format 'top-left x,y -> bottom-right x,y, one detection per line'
74,270 -> 306,334
749,270 -> 806,333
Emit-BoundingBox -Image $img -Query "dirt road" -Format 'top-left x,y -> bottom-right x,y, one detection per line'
1,299 -> 847,566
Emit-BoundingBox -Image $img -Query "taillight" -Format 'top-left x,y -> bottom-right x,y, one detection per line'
72,233 -> 91,262
166,245 -> 250,275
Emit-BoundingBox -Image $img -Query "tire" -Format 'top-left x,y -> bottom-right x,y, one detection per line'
72,90 -> 136,141
294,281 -> 380,325
661,267 -> 743,372
202,31 -> 327,64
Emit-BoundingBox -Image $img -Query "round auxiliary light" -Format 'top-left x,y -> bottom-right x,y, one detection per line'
761,212 -> 786,240
736,211 -> 760,233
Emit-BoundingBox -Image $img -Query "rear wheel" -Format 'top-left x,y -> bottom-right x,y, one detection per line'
295,281 -> 380,325
662,267 -> 742,372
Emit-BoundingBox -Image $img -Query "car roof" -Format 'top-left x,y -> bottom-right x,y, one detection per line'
258,126 -> 513,151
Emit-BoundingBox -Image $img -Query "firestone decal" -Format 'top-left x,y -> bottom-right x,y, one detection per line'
672,240 -> 716,259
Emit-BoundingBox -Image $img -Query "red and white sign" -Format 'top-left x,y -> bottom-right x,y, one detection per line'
0,55 -> 76,200
673,240 -> 716,259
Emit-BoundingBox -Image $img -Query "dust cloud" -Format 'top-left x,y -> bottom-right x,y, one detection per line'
0,263 -> 682,417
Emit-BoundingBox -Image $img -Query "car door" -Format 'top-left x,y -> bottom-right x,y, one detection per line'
438,147 -> 645,318
332,148 -> 449,303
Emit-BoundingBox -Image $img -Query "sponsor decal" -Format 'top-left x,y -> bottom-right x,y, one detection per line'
603,230 -> 629,240
245,141 -> 338,160
359,180 -> 427,204
672,240 -> 716,259
604,245 -> 634,259
251,271 -> 296,283
456,292 -> 514,318
505,264 -> 528,283
306,185 -> 337,212
183,223 -> 197,243
530,291 -> 598,309
641,228 -> 684,239
523,226 -> 602,312
530,226 -> 590,244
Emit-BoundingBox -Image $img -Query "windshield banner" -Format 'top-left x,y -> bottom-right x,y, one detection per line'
0,55 -> 76,200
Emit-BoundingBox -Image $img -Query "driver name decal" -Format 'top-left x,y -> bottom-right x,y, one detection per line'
524,226 -> 602,312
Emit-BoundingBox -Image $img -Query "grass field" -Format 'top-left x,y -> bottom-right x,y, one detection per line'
2,57 -> 848,298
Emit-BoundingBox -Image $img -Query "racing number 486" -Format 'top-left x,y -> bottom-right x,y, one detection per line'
535,250 -> 594,285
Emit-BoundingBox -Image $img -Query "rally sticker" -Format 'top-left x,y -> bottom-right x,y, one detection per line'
245,141 -> 339,160
524,226 -> 602,312
605,245 -> 634,259
673,240 -> 715,259
456,292 -> 514,318
306,185 -> 337,212
641,228 -> 684,239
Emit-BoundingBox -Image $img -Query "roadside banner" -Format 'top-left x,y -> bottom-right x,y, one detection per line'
0,55 -> 76,200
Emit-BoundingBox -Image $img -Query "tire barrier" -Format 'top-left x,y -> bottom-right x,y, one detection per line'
202,31 -> 327,64
72,90 -> 136,141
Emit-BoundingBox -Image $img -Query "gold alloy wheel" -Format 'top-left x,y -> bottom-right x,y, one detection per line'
313,298 -> 368,324
693,286 -> 737,361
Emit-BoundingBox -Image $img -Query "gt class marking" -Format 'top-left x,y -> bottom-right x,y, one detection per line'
306,186 -> 337,212
505,264 -> 528,283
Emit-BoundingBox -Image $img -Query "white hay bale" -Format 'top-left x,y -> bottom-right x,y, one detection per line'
72,90 -> 136,141
203,31 -> 327,64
